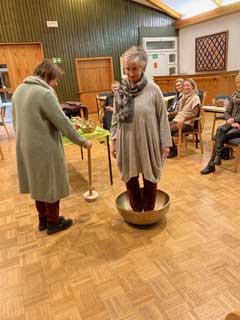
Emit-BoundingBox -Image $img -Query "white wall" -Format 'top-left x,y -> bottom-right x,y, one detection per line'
179,12 -> 240,74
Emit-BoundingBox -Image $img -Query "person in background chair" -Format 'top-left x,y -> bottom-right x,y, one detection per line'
168,78 -> 184,121
102,81 -> 120,130
168,79 -> 200,158
201,72 -> 240,174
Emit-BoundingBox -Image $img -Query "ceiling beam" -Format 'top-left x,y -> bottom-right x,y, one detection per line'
212,0 -> 223,6
175,2 -> 240,29
147,0 -> 182,19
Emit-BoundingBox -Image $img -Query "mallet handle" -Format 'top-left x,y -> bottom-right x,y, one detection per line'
87,148 -> 92,195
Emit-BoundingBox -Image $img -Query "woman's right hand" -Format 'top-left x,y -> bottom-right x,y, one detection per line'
111,140 -> 116,158
227,118 -> 235,124
84,141 -> 92,149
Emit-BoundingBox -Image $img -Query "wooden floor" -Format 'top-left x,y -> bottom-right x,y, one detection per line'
0,114 -> 240,320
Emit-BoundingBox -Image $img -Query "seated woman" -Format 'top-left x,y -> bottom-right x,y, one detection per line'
201,73 -> 240,174
168,79 -> 200,157
167,78 -> 184,121
102,81 -> 120,130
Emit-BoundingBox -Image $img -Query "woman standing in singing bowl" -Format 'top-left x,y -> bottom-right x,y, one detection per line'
111,46 -> 172,212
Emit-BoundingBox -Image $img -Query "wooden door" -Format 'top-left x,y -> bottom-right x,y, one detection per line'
76,57 -> 114,113
0,42 -> 44,91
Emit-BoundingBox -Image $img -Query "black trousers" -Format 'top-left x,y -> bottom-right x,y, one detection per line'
103,110 -> 113,130
215,124 -> 240,155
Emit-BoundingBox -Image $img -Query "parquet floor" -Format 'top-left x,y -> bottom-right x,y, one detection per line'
0,114 -> 240,320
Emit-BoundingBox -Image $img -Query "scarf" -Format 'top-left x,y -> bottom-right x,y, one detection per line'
232,90 -> 240,105
114,74 -> 148,123
179,90 -> 198,111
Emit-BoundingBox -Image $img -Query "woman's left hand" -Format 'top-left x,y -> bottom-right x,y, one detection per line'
162,147 -> 170,160
176,120 -> 184,129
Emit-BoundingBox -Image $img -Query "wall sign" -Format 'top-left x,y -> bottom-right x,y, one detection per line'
52,57 -> 62,64
195,31 -> 228,72
47,21 -> 58,28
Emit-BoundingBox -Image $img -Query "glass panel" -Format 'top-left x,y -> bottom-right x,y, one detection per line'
169,67 -> 176,75
169,54 -> 176,63
146,41 -> 175,50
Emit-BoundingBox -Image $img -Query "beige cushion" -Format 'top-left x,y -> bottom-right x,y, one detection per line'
215,99 -> 225,107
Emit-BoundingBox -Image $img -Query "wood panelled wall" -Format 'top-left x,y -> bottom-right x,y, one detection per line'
154,71 -> 238,105
0,0 -> 175,102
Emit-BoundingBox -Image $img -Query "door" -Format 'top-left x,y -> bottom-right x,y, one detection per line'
0,43 -> 44,91
76,57 -> 114,113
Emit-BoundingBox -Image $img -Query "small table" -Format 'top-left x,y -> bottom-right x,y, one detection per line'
202,105 -> 226,138
63,126 -> 113,185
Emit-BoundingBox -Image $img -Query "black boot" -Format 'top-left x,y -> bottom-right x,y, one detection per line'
167,145 -> 178,158
38,216 -> 47,231
47,216 -> 73,235
212,154 -> 222,166
200,163 -> 216,175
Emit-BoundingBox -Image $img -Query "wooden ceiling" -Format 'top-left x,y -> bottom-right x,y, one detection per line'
175,2 -> 240,29
132,0 -> 240,29
132,0 -> 181,19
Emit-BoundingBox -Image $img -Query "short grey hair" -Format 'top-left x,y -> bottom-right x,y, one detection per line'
122,46 -> 148,70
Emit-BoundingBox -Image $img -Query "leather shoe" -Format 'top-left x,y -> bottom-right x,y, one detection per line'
212,155 -> 222,166
47,216 -> 73,235
200,164 -> 216,175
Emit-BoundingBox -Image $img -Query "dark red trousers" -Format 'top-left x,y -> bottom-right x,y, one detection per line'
35,200 -> 60,223
126,176 -> 157,212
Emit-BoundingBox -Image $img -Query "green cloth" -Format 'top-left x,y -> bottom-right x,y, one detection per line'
63,126 -> 110,145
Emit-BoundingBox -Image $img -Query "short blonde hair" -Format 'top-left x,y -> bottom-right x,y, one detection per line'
185,78 -> 198,92
236,72 -> 240,81
175,78 -> 184,90
122,46 -> 148,70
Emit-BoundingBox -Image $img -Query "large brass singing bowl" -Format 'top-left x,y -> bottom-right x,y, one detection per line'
116,189 -> 170,225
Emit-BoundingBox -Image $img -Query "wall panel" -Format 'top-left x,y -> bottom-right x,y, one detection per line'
0,0 -> 174,102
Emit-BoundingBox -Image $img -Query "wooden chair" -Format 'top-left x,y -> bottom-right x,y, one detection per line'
174,107 -> 204,159
224,138 -> 240,173
0,106 -> 10,138
198,90 -> 207,128
225,310 -> 240,320
96,92 -> 108,121
211,95 -> 231,139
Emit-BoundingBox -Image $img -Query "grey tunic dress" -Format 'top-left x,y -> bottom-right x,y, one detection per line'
111,80 -> 172,183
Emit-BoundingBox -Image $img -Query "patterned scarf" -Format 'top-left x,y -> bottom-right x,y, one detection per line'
232,90 -> 240,105
114,74 -> 148,123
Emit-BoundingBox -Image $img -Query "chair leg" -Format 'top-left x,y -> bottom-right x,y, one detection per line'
0,145 -> 3,160
211,114 -> 216,140
195,133 -> 199,149
177,129 -> 182,159
184,135 -> 187,151
80,146 -> 84,160
199,131 -> 204,154
234,147 -> 240,173
3,124 -> 10,138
